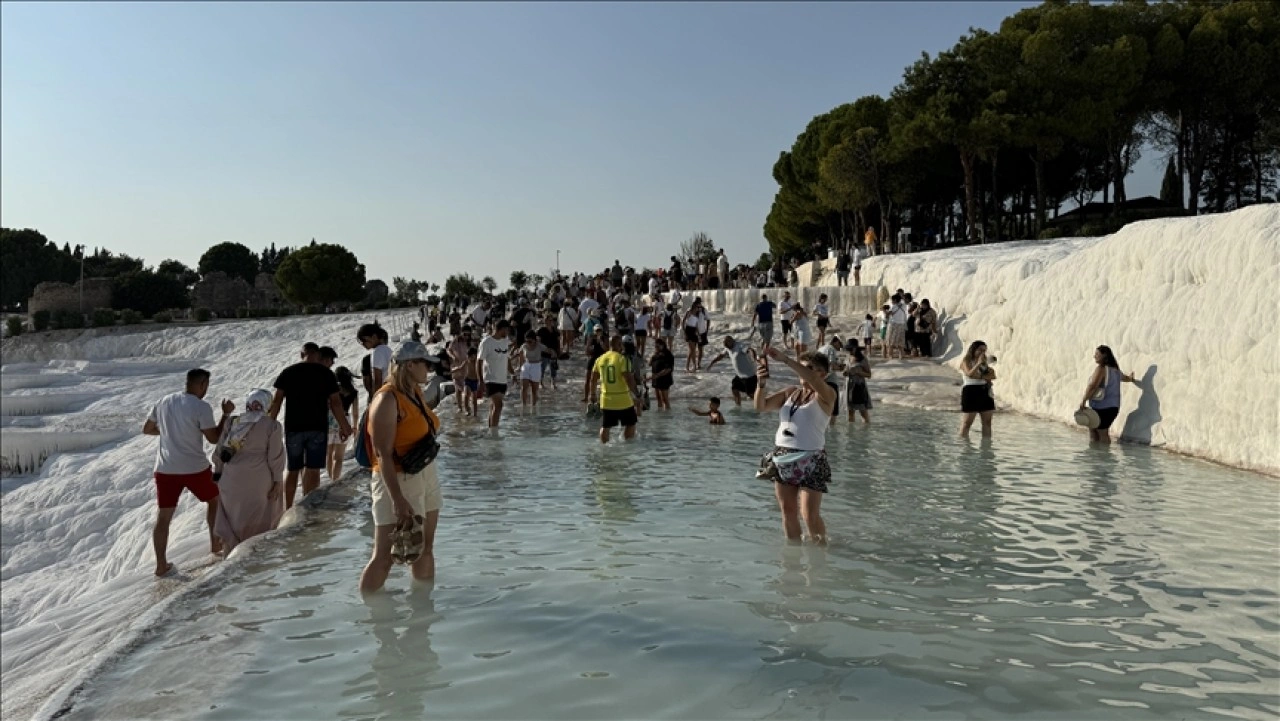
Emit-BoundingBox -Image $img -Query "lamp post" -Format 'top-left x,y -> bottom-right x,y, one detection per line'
74,245 -> 85,314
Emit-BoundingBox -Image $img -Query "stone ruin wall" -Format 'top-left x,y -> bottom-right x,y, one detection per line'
27,279 -> 114,317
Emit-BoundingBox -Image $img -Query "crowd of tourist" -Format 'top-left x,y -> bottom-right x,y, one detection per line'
140,252 -> 1138,589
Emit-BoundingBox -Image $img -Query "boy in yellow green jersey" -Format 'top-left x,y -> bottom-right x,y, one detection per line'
588,335 -> 642,443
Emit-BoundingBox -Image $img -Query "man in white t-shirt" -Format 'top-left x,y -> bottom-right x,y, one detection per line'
357,323 -> 392,400
143,368 -> 232,577
716,250 -> 730,288
478,320 -> 513,428
886,295 -> 909,360
778,292 -> 795,349
648,275 -> 661,299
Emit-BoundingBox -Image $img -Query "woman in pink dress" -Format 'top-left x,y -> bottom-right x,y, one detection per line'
212,389 -> 286,553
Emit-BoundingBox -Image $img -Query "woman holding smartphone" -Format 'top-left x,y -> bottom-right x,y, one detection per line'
959,340 -> 997,438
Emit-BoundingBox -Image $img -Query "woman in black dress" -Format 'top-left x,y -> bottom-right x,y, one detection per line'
648,338 -> 675,410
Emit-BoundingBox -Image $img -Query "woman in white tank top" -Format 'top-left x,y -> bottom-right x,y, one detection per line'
752,346 -> 836,545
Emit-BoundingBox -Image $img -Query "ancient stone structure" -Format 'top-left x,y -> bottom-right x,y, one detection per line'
254,272 -> 286,308
192,272 -> 290,313
192,272 -> 253,313
27,279 -> 114,317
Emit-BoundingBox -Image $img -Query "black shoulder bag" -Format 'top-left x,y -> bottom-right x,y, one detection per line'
395,390 -> 440,475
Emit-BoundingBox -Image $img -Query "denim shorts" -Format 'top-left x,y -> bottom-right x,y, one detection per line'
286,430 -> 328,471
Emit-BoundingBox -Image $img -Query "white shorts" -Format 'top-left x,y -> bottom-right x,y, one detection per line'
371,463 -> 442,526
520,363 -> 543,382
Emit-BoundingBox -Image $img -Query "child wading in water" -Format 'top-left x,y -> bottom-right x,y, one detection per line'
452,347 -> 481,416
689,397 -> 726,424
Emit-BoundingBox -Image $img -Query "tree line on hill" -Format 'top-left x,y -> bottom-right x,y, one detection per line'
0,230 -> 441,324
764,0 -> 1279,259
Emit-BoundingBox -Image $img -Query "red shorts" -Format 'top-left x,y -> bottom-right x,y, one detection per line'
154,467 -> 219,508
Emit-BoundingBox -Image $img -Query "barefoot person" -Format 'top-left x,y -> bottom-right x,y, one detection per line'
478,320 -> 514,428
647,338 -> 675,410
327,366 -> 360,482
360,341 -> 444,593
706,335 -> 758,407
589,335 -> 642,443
269,346 -> 354,507
959,340 -> 997,438
843,343 -> 873,423
689,397 -> 726,424
753,348 -> 835,544
211,389 -> 285,554
1079,344 -> 1136,444
143,368 -> 232,576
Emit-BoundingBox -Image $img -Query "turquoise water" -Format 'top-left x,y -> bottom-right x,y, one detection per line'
62,400 -> 1279,720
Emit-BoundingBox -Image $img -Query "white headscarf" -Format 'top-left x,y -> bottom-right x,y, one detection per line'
222,388 -> 274,458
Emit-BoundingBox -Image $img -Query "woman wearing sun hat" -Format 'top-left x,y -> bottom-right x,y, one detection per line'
360,341 -> 443,594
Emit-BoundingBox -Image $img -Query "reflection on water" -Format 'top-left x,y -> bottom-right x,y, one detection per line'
61,401 -> 1280,721
338,588 -> 442,720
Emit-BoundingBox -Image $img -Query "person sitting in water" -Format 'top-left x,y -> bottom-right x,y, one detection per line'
689,397 -> 726,425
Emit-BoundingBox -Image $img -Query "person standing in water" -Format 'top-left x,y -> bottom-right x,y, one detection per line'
360,342 -> 444,593
843,343 -> 873,423
589,335 -> 642,443
478,320 -> 513,428
517,331 -> 544,408
959,340 -> 997,438
327,366 -> 360,482
143,368 -> 232,576
753,347 -> 836,545
1079,345 -> 1136,444
647,337 -> 675,410
705,335 -> 759,407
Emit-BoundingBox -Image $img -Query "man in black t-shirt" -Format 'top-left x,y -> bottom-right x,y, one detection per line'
268,347 -> 353,508
536,314 -> 561,389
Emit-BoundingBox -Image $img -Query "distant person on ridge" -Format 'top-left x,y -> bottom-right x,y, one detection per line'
143,368 -> 232,576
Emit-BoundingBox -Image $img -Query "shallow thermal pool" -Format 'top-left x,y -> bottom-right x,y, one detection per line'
61,397 -> 1278,720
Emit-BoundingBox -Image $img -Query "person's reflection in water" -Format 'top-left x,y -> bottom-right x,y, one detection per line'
342,585 -> 442,720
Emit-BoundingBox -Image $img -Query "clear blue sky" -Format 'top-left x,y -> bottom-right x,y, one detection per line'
2,2 -> 1159,288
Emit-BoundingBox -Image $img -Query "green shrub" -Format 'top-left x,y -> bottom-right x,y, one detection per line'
52,309 -> 85,329
234,307 -> 250,319
6,316 -> 24,336
152,311 -> 173,323
32,310 -> 50,332
120,309 -> 143,326
374,301 -> 390,310
195,307 -> 212,322
304,305 -> 322,315
352,303 -> 367,312
91,308 -> 117,327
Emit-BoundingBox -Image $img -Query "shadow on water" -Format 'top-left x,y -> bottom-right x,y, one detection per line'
1120,364 -> 1162,446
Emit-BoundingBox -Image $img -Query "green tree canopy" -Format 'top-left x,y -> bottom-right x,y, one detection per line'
112,269 -> 190,316
198,242 -> 259,284
444,273 -> 483,300
0,228 -> 76,307
157,259 -> 200,289
274,243 -> 366,306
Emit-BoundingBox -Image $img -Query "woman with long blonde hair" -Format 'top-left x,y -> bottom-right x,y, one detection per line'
360,341 -> 444,594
